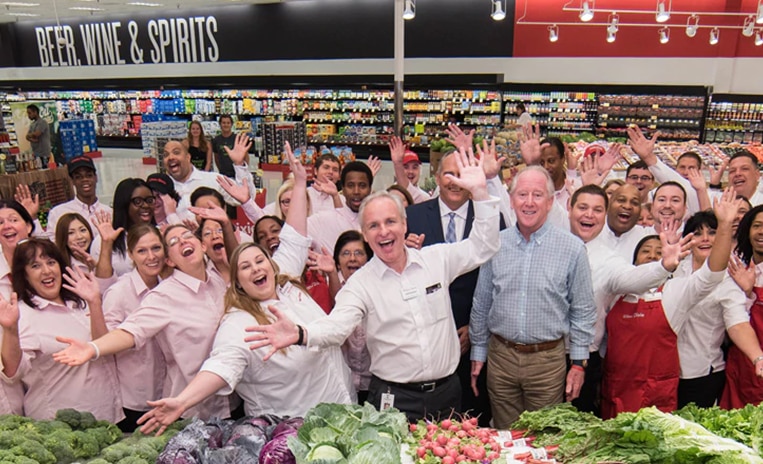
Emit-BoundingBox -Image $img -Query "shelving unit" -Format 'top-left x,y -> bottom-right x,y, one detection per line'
503,91 -> 598,138
597,94 -> 706,141
704,95 -> 763,144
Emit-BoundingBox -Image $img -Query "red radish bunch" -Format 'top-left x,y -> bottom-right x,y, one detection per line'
408,416 -> 501,463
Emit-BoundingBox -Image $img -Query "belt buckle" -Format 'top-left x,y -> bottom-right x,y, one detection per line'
514,342 -> 526,351
421,382 -> 436,392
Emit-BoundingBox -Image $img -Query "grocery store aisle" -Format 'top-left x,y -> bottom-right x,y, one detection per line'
94,148 -> 156,207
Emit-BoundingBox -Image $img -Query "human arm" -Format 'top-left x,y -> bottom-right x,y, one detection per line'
626,126 -> 660,166
519,123 -> 549,166
468,256 -> 495,396
366,155 -> 381,180
283,142 -> 308,238
312,180 -> 343,208
63,266 -> 109,339
52,329 -> 135,366
14,184 -> 40,218
687,167 -> 712,212
567,247 -> 596,362
91,211 -> 124,279
205,142 -> 213,172
709,159 -> 729,189
0,293 -> 22,378
708,188 -> 738,272
389,136 -> 410,189
189,204 -> 239,257
217,175 -> 266,224
728,254 -> 756,298
307,247 -> 340,299
139,371 -> 227,436
728,322 -> 763,378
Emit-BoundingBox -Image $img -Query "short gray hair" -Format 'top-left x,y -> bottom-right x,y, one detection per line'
358,191 -> 406,228
509,165 -> 555,198
436,148 -> 458,176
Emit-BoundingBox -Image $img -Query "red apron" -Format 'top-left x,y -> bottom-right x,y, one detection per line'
601,289 -> 679,419
720,286 -> 763,409
303,269 -> 333,315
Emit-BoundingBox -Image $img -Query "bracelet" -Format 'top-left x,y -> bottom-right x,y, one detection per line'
752,355 -> 763,365
708,183 -> 723,189
296,325 -> 304,346
571,365 -> 585,372
87,341 -> 100,361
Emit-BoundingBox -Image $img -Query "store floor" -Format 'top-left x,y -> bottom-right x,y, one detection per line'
94,148 -> 156,207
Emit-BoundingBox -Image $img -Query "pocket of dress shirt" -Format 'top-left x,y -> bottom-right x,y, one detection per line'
423,291 -> 449,325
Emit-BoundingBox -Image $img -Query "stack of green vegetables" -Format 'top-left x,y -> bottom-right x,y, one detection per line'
287,403 -> 409,464
86,420 -> 188,464
511,404 -> 763,464
674,403 -> 763,455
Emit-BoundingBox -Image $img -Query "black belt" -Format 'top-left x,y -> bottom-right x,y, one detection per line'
373,374 -> 454,393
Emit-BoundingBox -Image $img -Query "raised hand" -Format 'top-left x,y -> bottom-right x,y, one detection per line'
713,187 -> 740,225
476,139 -> 506,180
659,219 -> 693,271
216,176 -> 251,204
52,336 -> 96,366
388,136 -> 406,165
579,155 -> 608,187
405,233 -> 425,250
307,248 -> 336,274
445,124 -> 474,151
366,155 -> 381,178
312,178 -> 338,197
709,158 -> 729,187
0,292 -> 19,331
728,254 -> 756,296
565,143 -> 579,172
160,193 -> 178,215
597,142 -> 623,173
68,245 -> 97,271
62,266 -> 101,304
14,184 -> 40,218
92,210 -> 123,244
519,123 -> 548,166
626,126 -> 659,165
188,204 -> 230,226
686,167 -> 707,192
244,305 -> 299,361
283,142 -> 307,185
138,398 -> 185,436
181,218 -> 200,232
445,145 -> 488,201
223,132 -> 253,166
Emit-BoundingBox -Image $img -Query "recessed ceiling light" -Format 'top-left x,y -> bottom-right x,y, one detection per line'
69,6 -> 103,10
127,2 -> 163,6
6,11 -> 39,15
0,2 -> 40,6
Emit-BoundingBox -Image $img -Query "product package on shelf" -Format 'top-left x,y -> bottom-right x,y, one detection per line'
263,121 -> 307,163
140,120 -> 188,170
59,119 -> 98,160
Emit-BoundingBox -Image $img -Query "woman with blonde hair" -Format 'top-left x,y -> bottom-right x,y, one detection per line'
182,120 -> 212,171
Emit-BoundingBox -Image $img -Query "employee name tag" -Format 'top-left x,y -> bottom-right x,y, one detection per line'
426,283 -> 442,294
643,292 -> 662,302
401,286 -> 420,301
380,392 -> 395,410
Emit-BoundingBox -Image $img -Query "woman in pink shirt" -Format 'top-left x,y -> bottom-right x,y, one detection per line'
54,212 -> 96,273
0,238 -> 123,422
102,224 -> 168,432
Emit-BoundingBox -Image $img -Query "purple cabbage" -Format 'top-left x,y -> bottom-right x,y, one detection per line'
258,429 -> 297,464
271,417 -> 304,439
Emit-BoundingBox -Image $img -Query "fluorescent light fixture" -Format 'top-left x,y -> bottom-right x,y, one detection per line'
402,0 -> 415,20
743,16 -> 756,37
579,0 -> 594,22
607,13 -> 619,34
709,27 -> 719,45
491,0 -> 506,21
656,0 -> 670,23
548,24 -> 559,42
606,29 -> 616,42
6,11 -> 38,15
0,1 -> 39,5
69,6 -> 103,10
659,27 -> 669,44
126,2 -> 162,6
686,14 -> 699,37
756,30 -> 763,45
757,1 -> 763,24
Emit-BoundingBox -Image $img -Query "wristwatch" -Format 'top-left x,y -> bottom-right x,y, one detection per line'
572,359 -> 588,369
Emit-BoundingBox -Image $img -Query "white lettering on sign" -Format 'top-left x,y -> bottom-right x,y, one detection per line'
34,16 -> 219,66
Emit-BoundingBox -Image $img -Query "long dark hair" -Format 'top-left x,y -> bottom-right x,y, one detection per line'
735,205 -> 763,264
54,212 -> 94,269
112,178 -> 154,257
12,238 -> 84,309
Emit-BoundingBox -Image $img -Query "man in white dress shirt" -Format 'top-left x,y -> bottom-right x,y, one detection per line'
603,184 -> 652,262
245,146 -> 500,421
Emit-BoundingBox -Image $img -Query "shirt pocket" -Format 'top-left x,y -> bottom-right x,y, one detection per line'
422,288 -> 450,326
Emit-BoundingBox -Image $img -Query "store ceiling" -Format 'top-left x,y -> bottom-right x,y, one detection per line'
0,0 -> 285,23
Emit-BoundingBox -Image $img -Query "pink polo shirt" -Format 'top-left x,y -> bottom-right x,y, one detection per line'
0,296 -> 123,422
0,254 -> 24,416
306,205 -> 360,255
118,266 -> 230,420
103,269 -> 167,412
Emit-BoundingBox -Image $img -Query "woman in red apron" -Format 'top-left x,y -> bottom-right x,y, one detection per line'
721,204 -> 763,409
601,188 -> 738,419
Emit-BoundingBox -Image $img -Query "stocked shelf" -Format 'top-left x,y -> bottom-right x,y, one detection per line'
704,97 -> 763,144
504,91 -> 599,135
596,94 -> 706,142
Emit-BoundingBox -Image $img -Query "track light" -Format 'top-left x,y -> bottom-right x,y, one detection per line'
659,27 -> 669,44
579,0 -> 594,22
607,13 -> 619,33
548,24 -> 559,42
757,0 -> 763,24
685,15 -> 699,37
756,30 -> 763,45
656,0 -> 670,23
743,16 -> 756,37
709,27 -> 719,45
491,0 -> 506,21
606,29 -> 616,42
402,0 -> 415,20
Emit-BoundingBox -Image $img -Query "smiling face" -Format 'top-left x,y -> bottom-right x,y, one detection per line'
728,156 -> 760,200
749,212 -> 763,262
676,156 -> 700,179
607,185 -> 642,236
71,167 -> 97,203
625,167 -> 654,201
255,218 -> 282,254
692,225 -> 716,263
190,122 -> 202,138
733,202 -> 751,237
404,161 -> 421,186
201,219 -> 226,264
343,171 -> 372,213
361,196 -> 407,272
219,117 -> 233,136
66,218 -> 92,252
165,227 -> 206,272
129,186 -> 155,226
569,193 -> 607,243
163,140 -> 193,182
0,207 -> 32,252
510,170 -> 553,238
651,185 -> 687,228
436,154 -> 470,211
129,232 -> 165,280
236,246 -> 277,302
639,207 -> 655,228
337,240 -> 368,280
25,249 -> 62,303
635,237 -> 662,265
316,159 -> 340,184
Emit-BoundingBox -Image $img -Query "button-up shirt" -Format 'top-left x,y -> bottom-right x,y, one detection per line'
601,223 -> 653,264
438,199 -> 469,242
673,259 -> 749,379
172,165 -> 254,218
471,221 -> 596,362
307,186 -> 345,214
306,198 -> 500,383
307,204 -> 360,255
103,269 -> 166,411
44,197 -> 112,239
90,236 -> 134,279
0,253 -> 24,416
405,184 -> 433,204
0,297 -> 123,422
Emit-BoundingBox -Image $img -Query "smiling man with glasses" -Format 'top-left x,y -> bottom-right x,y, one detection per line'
624,161 -> 655,205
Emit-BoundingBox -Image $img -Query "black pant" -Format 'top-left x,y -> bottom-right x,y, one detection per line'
678,370 -> 726,409
117,408 -> 146,433
456,352 -> 492,426
571,351 -> 603,417
368,374 -> 461,422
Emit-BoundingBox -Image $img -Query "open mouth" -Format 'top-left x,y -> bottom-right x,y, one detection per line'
2,231 -> 18,241
75,239 -> 89,248
139,211 -> 152,222
253,275 -> 267,286
144,261 -> 160,269
212,243 -> 225,251
578,220 -> 595,231
733,178 -> 746,188
40,277 -> 56,288
181,245 -> 194,257
378,239 -> 394,252
696,244 -> 712,251
167,160 -> 181,173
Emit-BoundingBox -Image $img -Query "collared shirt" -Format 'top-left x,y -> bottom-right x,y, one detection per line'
586,234 -> 671,351
306,198 -> 500,383
201,282 -> 354,418
486,177 -> 570,232
438,198 -> 469,242
405,183 -> 433,205
471,221 -> 596,362
0,253 -> 23,416
172,165 -> 254,218
674,259 -> 749,379
90,236 -> 134,279
102,269 -> 166,411
307,204 -> 360,255
554,186 -> 570,213
45,198 -> 112,240
600,223 -> 652,264
118,267 -> 229,420
0,297 -> 123,422
308,186 -> 345,214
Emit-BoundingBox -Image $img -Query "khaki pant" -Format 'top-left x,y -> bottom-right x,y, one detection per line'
486,335 -> 567,428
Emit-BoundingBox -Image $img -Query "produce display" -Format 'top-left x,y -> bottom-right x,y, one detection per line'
407,416 -> 502,464
674,403 -> 763,454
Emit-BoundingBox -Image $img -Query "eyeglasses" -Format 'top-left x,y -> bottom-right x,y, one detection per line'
202,228 -> 224,238
167,230 -> 196,247
627,175 -> 654,183
131,196 -> 156,207
340,250 -> 366,258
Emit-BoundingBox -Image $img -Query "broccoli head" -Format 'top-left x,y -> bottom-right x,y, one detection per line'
9,439 -> 56,464
99,443 -> 133,463
132,441 -> 160,462
115,457 -> 150,464
0,431 -> 31,449
71,430 -> 101,459
79,412 -> 97,430
0,415 -> 33,432
42,433 -> 76,464
55,409 -> 82,429
32,420 -> 73,435
88,459 -> 112,464
85,426 -> 121,449
10,457 -> 40,464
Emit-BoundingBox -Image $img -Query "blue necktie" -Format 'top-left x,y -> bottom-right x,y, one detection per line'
446,212 -> 456,243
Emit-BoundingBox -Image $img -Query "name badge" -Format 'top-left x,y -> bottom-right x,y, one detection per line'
643,292 -> 662,302
380,392 -> 395,410
426,283 -> 442,294
401,286 -> 420,301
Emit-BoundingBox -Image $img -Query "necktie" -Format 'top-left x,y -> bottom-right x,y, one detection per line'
446,212 -> 456,243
